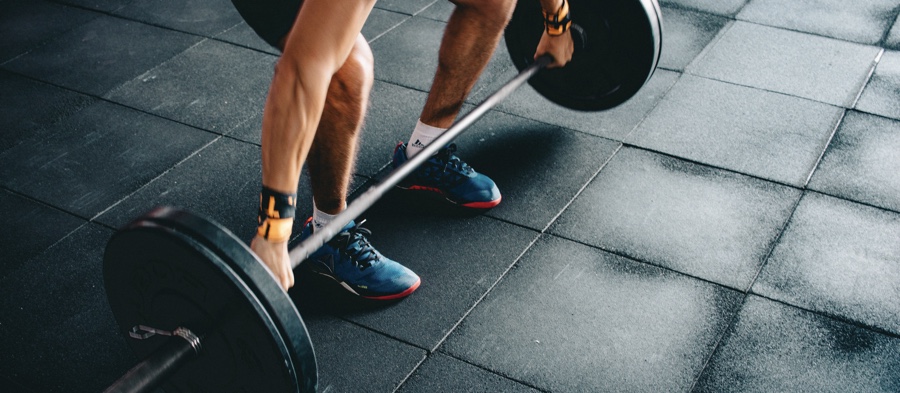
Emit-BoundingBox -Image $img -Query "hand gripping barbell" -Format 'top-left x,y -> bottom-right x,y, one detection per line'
102,1 -> 662,391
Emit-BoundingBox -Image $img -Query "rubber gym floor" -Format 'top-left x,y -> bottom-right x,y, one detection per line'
2,0 -> 900,392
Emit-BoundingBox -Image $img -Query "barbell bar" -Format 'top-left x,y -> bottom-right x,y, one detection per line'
103,1 -> 663,392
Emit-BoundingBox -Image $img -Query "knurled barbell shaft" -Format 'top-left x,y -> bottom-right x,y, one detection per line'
103,331 -> 201,393
288,55 -> 552,268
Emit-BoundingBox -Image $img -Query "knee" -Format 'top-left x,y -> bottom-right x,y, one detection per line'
450,0 -> 515,24
333,35 -> 374,94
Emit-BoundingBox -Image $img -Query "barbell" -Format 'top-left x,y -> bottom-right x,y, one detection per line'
102,1 -> 662,391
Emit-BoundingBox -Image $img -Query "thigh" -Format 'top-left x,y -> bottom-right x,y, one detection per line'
231,0 -> 302,50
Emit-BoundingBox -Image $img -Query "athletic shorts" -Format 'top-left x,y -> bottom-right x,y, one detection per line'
230,0 -> 302,49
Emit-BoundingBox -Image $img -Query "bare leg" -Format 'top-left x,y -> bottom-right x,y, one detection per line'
251,0 -> 375,290
307,35 -> 374,215
419,0 -> 516,128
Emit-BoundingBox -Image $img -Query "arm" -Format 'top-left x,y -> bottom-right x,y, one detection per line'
252,0 -> 376,290
534,0 -> 574,68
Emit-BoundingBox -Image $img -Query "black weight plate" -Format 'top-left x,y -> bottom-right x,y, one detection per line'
104,207 -> 316,392
505,0 -> 663,111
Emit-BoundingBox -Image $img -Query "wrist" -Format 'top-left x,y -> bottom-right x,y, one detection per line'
257,186 -> 296,243
542,0 -> 571,36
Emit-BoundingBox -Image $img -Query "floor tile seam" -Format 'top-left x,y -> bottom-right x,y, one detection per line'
683,19 -> 736,75
403,350 -> 552,393
853,105 -> 900,123
848,49 -> 885,110
620,143 -> 806,191
540,231 -> 747,294
619,71 -> 685,142
539,143 -> 624,234
93,8 -> 246,45
88,136 -> 224,223
745,291 -> 900,341
741,190 -> 806,294
680,71 -> 852,110
802,109 -> 848,188
657,2 -> 745,19
483,106 -> 629,144
877,4 -> 900,46
100,36 -> 209,100
410,0 -> 443,17
801,188 -> 900,218
366,14 -> 416,44
686,292 -> 748,393
731,17 -> 891,48
425,232 -> 544,353
0,5 -> 108,67
0,186 -> 95,223
333,316 -> 431,353
391,353 -> 430,393
0,187 -> 94,258
0,50 -> 242,141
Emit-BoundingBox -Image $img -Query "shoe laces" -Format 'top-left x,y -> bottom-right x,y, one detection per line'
435,143 -> 473,175
328,220 -> 379,270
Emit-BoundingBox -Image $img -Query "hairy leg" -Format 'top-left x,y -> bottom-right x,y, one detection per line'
307,35 -> 374,214
252,0 -> 375,290
419,0 -> 516,128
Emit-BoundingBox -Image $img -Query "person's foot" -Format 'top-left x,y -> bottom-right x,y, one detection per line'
299,218 -> 420,300
392,143 -> 501,209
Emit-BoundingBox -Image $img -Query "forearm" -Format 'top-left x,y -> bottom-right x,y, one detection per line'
261,0 -> 376,194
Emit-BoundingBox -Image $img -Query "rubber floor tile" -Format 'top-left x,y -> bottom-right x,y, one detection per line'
364,8 -> 411,42
753,192 -> 900,335
302,316 -> 426,393
690,21 -> 881,107
0,71 -> 95,155
418,0 -> 455,23
660,0 -> 749,17
53,0 -> 134,13
0,224 -> 132,393
2,15 -> 202,97
550,147 -> 801,290
452,111 -> 620,231
214,21 -> 279,55
371,16 -> 511,97
442,235 -> 743,392
485,68 -> 679,141
0,0 -> 99,63
737,0 -> 898,45
104,39 -> 275,135
628,74 -> 842,186
694,295 -> 900,393
0,190 -> 84,278
808,111 -> 900,212
302,200 -> 539,350
887,15 -> 900,50
0,100 -> 216,218
855,50 -> 900,121
95,137 -> 263,238
658,6 -> 729,71
113,0 -> 244,37
397,353 -> 541,393
375,0 -> 438,16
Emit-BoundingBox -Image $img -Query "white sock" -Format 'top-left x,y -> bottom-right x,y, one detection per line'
406,119 -> 446,158
312,201 -> 340,233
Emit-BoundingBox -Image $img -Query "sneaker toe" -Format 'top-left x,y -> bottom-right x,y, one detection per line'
366,259 -> 421,299
451,173 -> 502,207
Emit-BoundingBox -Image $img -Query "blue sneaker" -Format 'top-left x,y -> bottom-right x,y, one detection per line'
299,218 -> 421,300
392,142 -> 501,209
